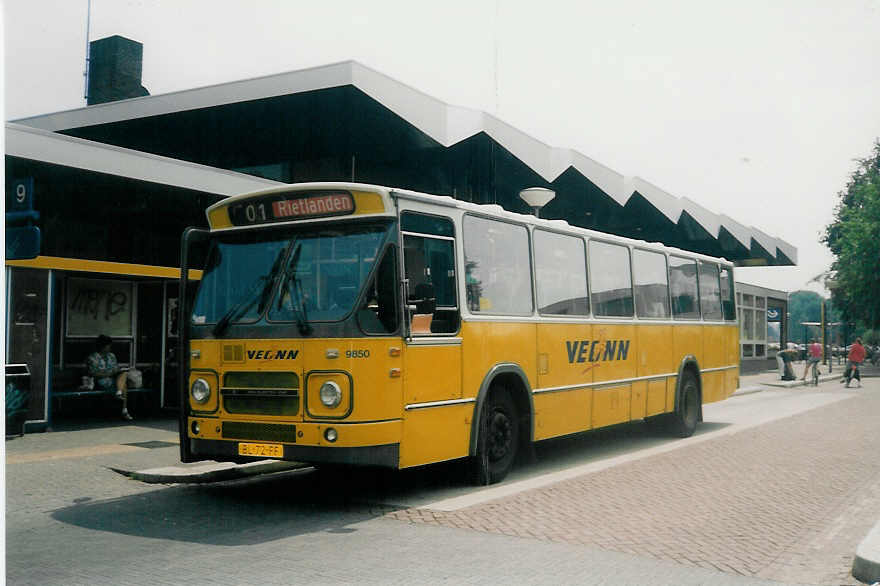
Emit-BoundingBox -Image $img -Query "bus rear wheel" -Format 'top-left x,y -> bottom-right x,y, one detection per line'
470,388 -> 519,485
670,372 -> 699,438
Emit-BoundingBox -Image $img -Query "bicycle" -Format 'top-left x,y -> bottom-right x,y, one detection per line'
809,360 -> 820,386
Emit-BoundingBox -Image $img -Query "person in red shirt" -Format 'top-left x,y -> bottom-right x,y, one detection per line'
845,337 -> 866,387
801,339 -> 823,380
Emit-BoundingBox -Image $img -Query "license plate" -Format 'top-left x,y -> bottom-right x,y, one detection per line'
237,442 -> 284,458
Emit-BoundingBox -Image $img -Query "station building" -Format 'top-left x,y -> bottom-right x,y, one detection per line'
5,37 -> 795,431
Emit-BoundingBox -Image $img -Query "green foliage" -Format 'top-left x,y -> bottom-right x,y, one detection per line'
823,140 -> 880,329
788,290 -> 842,341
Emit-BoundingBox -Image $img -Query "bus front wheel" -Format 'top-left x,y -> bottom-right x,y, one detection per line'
470,388 -> 519,485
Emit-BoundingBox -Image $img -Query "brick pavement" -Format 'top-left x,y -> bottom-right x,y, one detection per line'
387,384 -> 880,584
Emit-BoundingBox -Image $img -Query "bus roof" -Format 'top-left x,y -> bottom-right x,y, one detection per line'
209,182 -> 736,267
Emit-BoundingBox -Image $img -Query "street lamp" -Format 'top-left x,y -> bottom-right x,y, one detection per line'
519,187 -> 555,218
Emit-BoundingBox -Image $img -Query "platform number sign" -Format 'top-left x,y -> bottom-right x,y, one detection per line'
8,178 -> 35,212
6,177 -> 41,260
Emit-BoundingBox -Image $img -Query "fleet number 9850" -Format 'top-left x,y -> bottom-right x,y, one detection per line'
346,349 -> 370,358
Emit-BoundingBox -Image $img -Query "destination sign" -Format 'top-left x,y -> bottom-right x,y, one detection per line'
228,191 -> 355,226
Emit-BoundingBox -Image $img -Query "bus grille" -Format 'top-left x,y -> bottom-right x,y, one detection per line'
222,421 -> 297,443
222,371 -> 299,416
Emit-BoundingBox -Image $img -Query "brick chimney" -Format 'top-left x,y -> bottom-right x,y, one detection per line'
87,35 -> 150,105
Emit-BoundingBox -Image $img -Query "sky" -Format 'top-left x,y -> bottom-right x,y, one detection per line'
3,0 -> 880,294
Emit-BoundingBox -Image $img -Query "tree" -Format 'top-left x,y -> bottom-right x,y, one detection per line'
823,140 -> 880,329
788,290 -> 842,343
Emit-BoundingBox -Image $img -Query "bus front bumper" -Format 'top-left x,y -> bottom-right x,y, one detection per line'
185,417 -> 401,468
188,437 -> 400,467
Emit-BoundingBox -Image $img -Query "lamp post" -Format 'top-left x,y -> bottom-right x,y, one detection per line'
519,187 -> 555,218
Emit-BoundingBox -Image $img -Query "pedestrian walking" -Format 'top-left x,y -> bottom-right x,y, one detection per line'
776,347 -> 798,380
844,337 -> 866,388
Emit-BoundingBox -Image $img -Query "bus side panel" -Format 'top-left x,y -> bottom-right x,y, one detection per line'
591,323 -> 636,429
631,381 -> 647,420
666,376 -> 678,412
460,321 -> 537,399
637,323 -> 673,417
672,324 -> 703,410
534,322 -> 593,440
701,324 -> 727,403
404,344 -> 462,404
646,380 -> 667,416
673,324 -> 703,367
727,324 -> 740,397
400,404 -> 471,468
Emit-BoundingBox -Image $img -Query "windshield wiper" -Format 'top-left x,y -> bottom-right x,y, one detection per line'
278,244 -> 313,335
212,247 -> 287,337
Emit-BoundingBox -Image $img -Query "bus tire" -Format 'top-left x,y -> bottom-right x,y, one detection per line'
670,371 -> 699,438
470,388 -> 519,485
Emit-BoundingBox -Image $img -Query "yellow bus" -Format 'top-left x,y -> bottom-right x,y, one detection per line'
178,182 -> 739,484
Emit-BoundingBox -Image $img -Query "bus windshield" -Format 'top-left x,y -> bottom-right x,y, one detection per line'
191,223 -> 392,330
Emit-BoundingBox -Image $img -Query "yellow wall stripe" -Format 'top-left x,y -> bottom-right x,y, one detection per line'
6,256 -> 203,280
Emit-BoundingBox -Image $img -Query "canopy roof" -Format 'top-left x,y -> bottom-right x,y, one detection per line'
13,60 -> 796,266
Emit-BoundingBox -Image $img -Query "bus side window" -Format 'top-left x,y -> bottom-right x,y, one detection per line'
669,255 -> 700,320
463,215 -> 532,315
719,266 -> 736,321
589,240 -> 634,317
358,246 -> 399,335
534,229 -> 589,316
698,261 -> 723,320
633,249 -> 670,319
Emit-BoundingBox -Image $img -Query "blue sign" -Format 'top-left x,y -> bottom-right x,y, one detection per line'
767,308 -> 781,322
6,225 -> 41,260
8,178 -> 34,212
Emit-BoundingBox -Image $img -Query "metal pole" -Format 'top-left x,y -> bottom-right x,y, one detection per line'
83,0 -> 91,102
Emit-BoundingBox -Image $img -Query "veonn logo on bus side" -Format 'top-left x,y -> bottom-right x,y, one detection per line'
565,339 -> 631,364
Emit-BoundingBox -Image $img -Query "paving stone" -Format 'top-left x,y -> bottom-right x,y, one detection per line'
387,382 -> 880,584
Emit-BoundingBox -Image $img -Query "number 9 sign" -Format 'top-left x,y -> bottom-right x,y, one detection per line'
11,177 -> 34,211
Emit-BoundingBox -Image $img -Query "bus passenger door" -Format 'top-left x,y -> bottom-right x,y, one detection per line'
399,216 -> 465,467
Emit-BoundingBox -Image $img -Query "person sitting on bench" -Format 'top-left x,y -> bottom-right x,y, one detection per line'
86,335 -> 133,420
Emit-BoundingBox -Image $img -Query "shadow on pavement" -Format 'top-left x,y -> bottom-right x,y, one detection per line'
50,417 -> 734,545
49,414 -> 178,434
531,418 -> 732,468
50,466 -> 416,546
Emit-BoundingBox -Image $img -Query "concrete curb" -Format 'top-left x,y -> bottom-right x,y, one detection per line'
761,373 -> 842,388
853,521 -> 880,584
732,385 -> 765,397
111,460 -> 310,484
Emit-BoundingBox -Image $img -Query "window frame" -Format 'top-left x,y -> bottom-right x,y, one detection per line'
632,247 -> 671,320
697,260 -> 724,322
668,254 -> 701,321
462,213 -> 535,317
533,228 -> 590,317
587,238 -> 635,319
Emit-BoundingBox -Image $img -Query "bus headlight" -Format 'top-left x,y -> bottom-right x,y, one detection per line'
319,381 -> 342,408
191,378 -> 211,404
